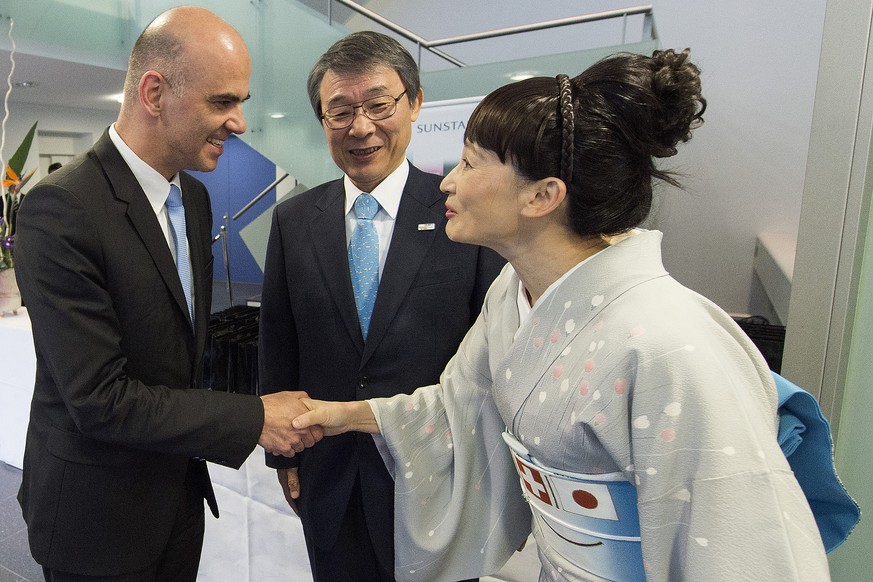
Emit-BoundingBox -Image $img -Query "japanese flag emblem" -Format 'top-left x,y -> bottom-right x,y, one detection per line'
550,479 -> 619,521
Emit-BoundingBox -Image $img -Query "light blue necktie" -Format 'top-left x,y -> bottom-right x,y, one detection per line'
349,193 -> 379,338
167,184 -> 194,325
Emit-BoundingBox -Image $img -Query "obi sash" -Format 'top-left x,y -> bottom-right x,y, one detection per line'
502,432 -> 645,581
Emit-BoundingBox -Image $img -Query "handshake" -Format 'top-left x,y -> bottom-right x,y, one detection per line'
257,391 -> 377,457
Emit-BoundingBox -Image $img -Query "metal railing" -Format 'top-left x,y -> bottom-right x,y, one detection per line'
326,1 -> 656,68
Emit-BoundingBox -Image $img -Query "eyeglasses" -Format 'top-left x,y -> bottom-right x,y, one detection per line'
321,90 -> 408,129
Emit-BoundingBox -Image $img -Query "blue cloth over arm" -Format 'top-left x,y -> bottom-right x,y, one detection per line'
773,372 -> 861,552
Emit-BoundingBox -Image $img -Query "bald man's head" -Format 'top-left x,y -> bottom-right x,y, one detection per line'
115,6 -> 251,178
122,7 -> 247,108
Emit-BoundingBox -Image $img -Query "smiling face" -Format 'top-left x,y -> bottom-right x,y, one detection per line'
319,66 -> 422,192
441,141 -> 530,254
157,37 -> 250,177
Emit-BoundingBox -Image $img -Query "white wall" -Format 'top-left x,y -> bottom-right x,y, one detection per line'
650,1 -> 826,314
1,101 -> 117,183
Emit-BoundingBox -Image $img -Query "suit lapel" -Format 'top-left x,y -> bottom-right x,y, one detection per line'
93,134 -> 193,334
181,173 -> 211,351
311,181 -> 365,351
363,167 -> 445,362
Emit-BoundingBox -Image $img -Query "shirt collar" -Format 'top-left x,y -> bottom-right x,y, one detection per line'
108,123 -> 181,212
343,159 -> 409,219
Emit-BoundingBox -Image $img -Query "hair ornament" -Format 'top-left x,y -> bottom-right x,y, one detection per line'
556,74 -> 575,194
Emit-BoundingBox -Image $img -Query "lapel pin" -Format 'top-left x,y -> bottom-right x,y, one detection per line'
417,223 -> 436,231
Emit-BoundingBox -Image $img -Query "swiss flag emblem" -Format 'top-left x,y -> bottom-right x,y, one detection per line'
514,457 -> 553,506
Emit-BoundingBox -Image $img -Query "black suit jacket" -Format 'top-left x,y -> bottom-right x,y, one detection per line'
15,131 -> 264,576
258,164 -> 504,568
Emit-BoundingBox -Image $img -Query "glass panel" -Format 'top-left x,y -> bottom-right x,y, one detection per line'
0,0 -> 133,69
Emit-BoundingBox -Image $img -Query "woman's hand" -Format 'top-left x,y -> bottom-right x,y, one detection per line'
292,398 -> 380,435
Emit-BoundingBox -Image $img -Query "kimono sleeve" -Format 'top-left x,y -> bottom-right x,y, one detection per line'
369,312 -> 531,582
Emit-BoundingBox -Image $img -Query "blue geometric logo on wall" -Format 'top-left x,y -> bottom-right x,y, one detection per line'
189,135 -> 299,284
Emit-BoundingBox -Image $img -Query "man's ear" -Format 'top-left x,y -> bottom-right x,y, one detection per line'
139,71 -> 166,117
408,87 -> 424,122
521,177 -> 568,219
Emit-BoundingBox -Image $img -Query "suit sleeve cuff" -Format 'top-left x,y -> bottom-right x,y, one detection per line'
265,450 -> 300,469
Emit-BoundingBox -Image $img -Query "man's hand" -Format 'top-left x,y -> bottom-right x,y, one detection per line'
277,467 -> 301,516
259,391 -> 325,457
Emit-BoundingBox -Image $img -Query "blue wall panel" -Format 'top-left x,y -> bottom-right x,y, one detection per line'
189,136 -> 277,284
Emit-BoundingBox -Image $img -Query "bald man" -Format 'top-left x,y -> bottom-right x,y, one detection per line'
15,7 -> 319,581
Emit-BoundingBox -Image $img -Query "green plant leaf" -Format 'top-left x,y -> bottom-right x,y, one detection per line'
7,121 -> 38,178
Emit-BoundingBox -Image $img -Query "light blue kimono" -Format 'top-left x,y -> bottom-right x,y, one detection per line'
372,230 -> 835,581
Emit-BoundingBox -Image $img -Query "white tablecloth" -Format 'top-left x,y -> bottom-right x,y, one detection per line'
0,307 -> 36,470
198,451 -> 312,580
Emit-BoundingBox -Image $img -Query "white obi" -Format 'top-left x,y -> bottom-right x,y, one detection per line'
502,432 -> 645,581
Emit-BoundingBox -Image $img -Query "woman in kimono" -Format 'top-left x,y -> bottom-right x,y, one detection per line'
293,49 -> 830,581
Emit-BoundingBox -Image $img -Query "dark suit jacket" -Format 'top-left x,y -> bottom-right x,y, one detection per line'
15,131 -> 264,576
258,164 -> 504,569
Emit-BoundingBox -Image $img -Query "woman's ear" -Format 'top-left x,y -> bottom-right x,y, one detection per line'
521,177 -> 568,219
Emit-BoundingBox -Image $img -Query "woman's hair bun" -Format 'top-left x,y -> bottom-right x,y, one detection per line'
648,48 -> 706,158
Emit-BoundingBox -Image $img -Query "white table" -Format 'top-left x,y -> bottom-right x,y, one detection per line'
0,307 -> 36,470
753,232 -> 796,325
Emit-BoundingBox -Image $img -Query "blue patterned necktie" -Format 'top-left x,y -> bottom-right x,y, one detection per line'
166,184 -> 194,325
349,193 -> 380,339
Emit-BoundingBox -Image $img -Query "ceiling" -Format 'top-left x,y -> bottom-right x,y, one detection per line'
0,50 -> 125,113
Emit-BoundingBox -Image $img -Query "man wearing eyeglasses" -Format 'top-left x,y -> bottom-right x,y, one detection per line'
258,31 -> 504,581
